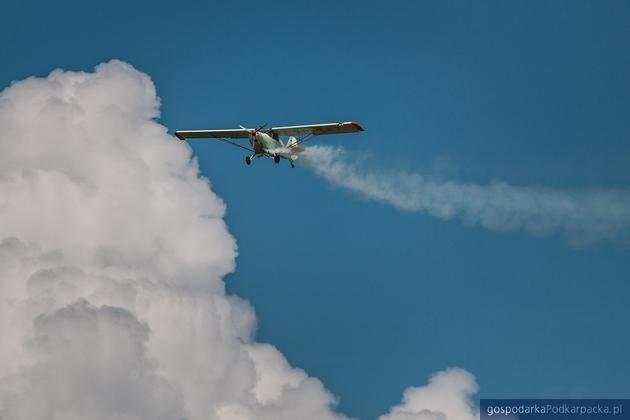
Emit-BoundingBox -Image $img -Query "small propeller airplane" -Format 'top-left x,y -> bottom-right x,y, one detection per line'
175,121 -> 364,168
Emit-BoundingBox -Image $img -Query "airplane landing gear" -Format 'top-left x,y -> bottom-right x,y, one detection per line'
245,156 -> 252,165
274,155 -> 280,164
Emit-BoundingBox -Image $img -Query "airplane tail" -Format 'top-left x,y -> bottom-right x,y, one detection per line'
287,136 -> 305,154
286,136 -> 298,149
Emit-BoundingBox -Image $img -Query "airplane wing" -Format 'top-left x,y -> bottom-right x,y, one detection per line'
271,121 -> 364,137
174,128 -> 254,152
174,129 -> 250,140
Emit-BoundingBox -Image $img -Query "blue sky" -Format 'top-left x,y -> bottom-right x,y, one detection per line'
2,1 -> 629,418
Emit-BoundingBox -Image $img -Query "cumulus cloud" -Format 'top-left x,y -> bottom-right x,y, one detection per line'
380,368 -> 478,420
2,298 -> 185,420
302,146 -> 630,245
0,61 -> 348,420
0,60 -> 477,420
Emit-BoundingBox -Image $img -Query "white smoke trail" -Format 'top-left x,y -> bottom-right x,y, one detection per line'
0,61 -> 476,420
302,146 -> 630,245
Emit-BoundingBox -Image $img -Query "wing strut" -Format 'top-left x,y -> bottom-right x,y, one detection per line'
216,137 -> 254,152
294,133 -> 314,147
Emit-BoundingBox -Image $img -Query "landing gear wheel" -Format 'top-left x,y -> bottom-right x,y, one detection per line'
274,155 -> 280,164
245,156 -> 252,165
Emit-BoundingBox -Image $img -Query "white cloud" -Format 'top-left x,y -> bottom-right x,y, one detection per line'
380,368 -> 478,420
0,60 -> 477,420
0,61 -> 347,420
2,299 -> 185,420
303,146 -> 630,245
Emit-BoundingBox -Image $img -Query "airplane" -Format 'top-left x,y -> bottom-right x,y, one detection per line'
175,121 -> 364,168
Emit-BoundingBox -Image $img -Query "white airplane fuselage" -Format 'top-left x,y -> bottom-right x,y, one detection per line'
250,131 -> 281,154
248,131 -> 299,166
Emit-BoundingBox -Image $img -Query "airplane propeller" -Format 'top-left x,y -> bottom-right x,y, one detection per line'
239,123 -> 267,137
239,125 -> 257,137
